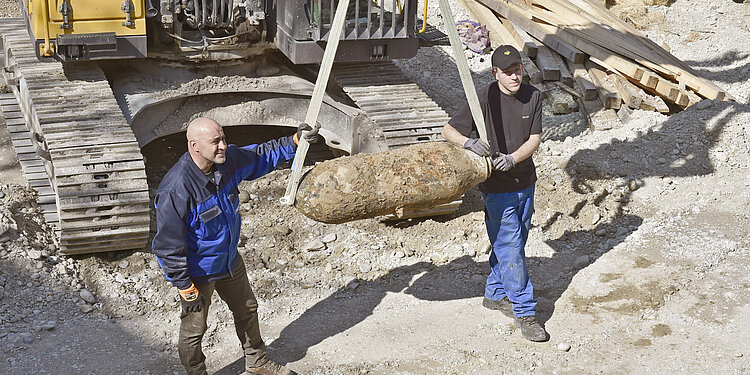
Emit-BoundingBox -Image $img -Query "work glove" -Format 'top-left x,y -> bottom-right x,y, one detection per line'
463,138 -> 491,157
491,153 -> 516,172
296,122 -> 321,144
178,283 -> 206,314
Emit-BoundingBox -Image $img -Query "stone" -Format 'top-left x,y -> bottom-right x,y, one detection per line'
321,233 -> 337,243
239,191 -> 251,203
694,99 -> 714,110
274,225 -> 291,235
40,321 -> 57,330
471,274 -> 486,283
27,250 -> 42,260
557,342 -> 572,352
80,304 -> 95,313
118,260 -> 129,269
80,289 -> 97,304
574,255 -> 589,269
591,213 -> 601,226
594,229 -> 607,237
303,240 -> 326,252
359,263 -> 372,273
628,179 -> 639,191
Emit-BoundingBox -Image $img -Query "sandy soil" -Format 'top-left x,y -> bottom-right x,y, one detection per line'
1,0 -> 749,374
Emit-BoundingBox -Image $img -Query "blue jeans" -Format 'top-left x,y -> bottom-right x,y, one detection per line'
482,185 -> 537,317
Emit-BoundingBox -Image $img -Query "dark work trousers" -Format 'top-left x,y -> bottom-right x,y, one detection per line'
179,259 -> 268,375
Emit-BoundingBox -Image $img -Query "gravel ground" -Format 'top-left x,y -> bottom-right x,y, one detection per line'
1,0 -> 750,374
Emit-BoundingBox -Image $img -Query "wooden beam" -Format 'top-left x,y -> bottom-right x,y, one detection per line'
551,51 -> 575,88
610,73 -> 643,109
476,0 -> 586,63
522,53 -> 543,84
584,60 -> 621,109
535,43 -> 561,81
526,0 -> 731,100
499,17 -> 538,58
567,61 -> 598,101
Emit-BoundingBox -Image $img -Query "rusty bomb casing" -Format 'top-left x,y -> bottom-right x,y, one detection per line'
294,142 -> 491,223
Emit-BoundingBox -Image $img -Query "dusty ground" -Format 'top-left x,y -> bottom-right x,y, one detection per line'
1,0 -> 750,374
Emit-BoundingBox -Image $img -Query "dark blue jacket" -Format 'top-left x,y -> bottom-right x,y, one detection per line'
152,136 -> 296,289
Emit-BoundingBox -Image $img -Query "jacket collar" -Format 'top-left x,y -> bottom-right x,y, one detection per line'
180,152 -> 226,188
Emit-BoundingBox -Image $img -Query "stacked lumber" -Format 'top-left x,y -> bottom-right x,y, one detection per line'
458,0 -> 732,126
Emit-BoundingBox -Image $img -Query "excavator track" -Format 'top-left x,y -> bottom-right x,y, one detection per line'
332,61 -> 449,150
0,19 -> 150,254
332,61 -> 462,218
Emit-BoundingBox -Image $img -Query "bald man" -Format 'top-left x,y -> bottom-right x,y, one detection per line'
152,118 -> 318,375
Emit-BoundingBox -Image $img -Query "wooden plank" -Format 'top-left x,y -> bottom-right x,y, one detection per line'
584,60 -> 621,109
535,44 -> 561,81
476,0 -> 587,63
521,53 -> 542,84
610,73 -> 643,109
527,0 -> 730,100
567,61 -> 598,101
639,71 -> 660,89
499,17 -> 538,58
551,51 -> 575,88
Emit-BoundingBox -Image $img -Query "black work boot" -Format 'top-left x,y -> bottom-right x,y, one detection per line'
246,360 -> 297,375
514,315 -> 548,342
482,297 -> 515,318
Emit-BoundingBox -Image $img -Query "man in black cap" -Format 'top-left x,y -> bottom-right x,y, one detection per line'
441,45 -> 547,342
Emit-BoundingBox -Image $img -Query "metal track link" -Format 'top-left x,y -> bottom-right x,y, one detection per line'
1,19 -> 150,254
332,61 -> 450,150
332,61 -> 461,217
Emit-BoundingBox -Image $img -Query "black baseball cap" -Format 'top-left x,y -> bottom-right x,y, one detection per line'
492,45 -> 522,70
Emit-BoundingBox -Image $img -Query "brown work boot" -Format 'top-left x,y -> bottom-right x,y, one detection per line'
482,296 -> 515,318
246,360 -> 297,375
514,315 -> 549,342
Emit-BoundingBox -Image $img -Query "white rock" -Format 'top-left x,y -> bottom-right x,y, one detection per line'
359,263 -> 372,273
321,233 -> 337,243
79,289 -> 96,304
118,260 -> 129,269
557,342 -> 572,352
303,240 -> 326,252
27,250 -> 42,260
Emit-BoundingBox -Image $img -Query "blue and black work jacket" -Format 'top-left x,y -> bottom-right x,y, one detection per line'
152,136 -> 296,289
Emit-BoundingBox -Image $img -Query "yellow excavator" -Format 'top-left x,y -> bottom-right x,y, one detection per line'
0,0 -> 452,254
